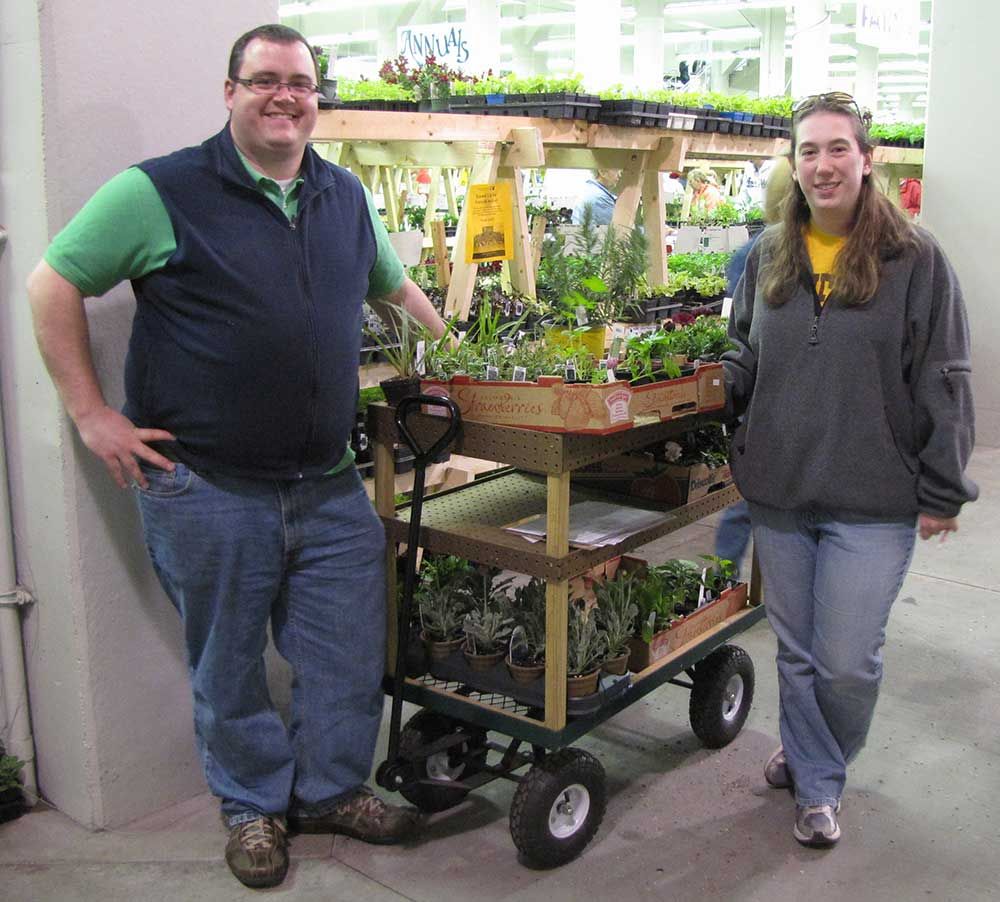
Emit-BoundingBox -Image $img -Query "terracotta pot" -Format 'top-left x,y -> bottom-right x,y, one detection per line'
602,649 -> 631,676
421,631 -> 463,662
506,658 -> 545,684
566,669 -> 601,698
463,645 -> 505,672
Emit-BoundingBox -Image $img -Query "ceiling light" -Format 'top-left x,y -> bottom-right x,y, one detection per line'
665,0 -> 789,12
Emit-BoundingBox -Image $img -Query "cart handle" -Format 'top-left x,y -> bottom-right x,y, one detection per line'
395,394 -> 462,466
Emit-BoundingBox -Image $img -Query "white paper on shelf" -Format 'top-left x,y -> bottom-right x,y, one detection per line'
504,501 -> 673,548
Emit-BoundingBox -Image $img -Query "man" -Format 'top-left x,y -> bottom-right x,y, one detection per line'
27,24 -> 446,890
571,168 -> 621,226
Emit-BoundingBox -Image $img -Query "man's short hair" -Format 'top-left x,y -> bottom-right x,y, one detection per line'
228,24 -> 320,83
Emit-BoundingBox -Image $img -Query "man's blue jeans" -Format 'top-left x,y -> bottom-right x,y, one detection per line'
135,461 -> 386,826
748,502 -> 916,808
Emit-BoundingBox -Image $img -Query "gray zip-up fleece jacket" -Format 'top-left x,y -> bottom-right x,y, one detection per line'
723,225 -> 978,520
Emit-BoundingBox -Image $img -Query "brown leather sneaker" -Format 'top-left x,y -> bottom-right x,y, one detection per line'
287,787 -> 419,845
225,816 -> 289,888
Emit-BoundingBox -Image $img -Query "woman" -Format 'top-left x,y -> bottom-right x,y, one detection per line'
688,167 -> 725,215
724,93 -> 977,848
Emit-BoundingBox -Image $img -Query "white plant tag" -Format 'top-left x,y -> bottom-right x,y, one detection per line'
575,306 -> 589,326
606,368 -> 617,382
486,365 -> 500,381
415,339 -> 426,375
721,296 -> 734,319
512,365 -> 527,382
698,568 -> 709,607
565,363 -> 577,382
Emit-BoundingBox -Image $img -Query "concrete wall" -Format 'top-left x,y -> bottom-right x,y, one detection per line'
921,1 -> 999,447
0,0 -> 276,828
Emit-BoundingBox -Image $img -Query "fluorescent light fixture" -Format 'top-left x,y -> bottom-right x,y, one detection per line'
662,27 -> 761,42
828,63 -> 855,73
665,0 -> 789,12
533,38 -> 574,52
281,0 -> 407,14
879,74 -> 928,84
306,31 -> 379,46
878,61 -> 929,73
502,12 -> 575,28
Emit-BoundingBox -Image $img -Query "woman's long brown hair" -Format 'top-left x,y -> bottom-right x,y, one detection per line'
759,98 -> 920,307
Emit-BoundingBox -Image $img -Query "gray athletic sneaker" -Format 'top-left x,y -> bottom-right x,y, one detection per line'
793,804 -> 841,847
764,746 -> 793,789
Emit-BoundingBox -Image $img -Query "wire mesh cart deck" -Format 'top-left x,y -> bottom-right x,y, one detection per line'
369,403 -> 765,867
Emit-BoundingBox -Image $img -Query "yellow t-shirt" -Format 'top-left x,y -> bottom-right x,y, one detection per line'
804,223 -> 847,306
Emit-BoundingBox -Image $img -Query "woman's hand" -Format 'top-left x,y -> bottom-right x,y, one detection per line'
918,513 -> 959,542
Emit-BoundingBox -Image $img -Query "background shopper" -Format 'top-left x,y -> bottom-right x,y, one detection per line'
27,23 -> 446,889
723,92 -> 977,848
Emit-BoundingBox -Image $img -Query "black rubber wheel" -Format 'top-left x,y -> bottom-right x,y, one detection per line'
397,711 -> 488,812
689,644 -> 755,748
509,748 -> 606,868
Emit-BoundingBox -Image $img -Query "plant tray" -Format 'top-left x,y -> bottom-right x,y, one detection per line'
598,99 -> 673,129
420,362 -> 724,434
628,582 -> 749,671
417,642 -> 632,716
468,92 -> 602,121
338,99 -> 419,112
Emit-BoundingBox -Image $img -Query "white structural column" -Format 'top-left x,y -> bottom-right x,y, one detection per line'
574,0 -> 622,91
633,0 -> 665,91
791,0 -> 831,97
1,0 -> 275,829
922,0 -> 1000,445
756,8 -> 787,97
854,43 -> 878,115
466,0 -> 501,74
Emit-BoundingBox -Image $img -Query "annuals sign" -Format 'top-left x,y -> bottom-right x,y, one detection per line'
398,25 -> 473,69
856,0 -> 921,54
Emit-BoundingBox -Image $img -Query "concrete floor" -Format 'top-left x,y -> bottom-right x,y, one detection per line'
3,448 -> 998,902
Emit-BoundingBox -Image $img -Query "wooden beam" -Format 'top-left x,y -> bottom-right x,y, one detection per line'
443,168 -> 459,219
641,165 -> 668,287
445,141 -> 503,320
530,214 -> 547,279
498,165 -> 537,300
430,218 -> 451,289
544,471 -> 572,732
380,167 -> 400,231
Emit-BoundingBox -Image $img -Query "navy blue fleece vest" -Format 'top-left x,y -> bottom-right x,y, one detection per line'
128,127 -> 376,478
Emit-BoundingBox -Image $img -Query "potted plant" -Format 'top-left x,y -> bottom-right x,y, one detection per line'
363,305 -> 429,404
0,753 -> 25,825
566,601 -> 607,697
416,554 -> 478,660
594,571 -> 638,675
462,571 -> 514,671
506,577 -> 547,683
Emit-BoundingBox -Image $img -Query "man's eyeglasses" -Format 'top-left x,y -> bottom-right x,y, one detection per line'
793,92 -> 872,129
233,76 -> 320,98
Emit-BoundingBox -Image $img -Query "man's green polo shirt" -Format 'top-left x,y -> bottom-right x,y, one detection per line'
45,148 -> 405,476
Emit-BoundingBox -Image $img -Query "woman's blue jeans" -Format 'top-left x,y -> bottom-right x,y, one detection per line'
135,461 -> 386,826
748,502 -> 916,808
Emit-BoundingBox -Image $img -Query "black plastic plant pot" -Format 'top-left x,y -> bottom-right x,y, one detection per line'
379,375 -> 421,406
0,787 -> 24,825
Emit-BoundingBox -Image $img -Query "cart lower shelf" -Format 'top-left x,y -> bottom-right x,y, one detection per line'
388,602 -> 766,748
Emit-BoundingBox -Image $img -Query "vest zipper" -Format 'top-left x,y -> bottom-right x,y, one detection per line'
808,280 -> 824,346
288,210 -> 320,472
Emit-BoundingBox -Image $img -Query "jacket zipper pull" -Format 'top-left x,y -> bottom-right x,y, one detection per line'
289,216 -> 297,231
808,315 -> 820,345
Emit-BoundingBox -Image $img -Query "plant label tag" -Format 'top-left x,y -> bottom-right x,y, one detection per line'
486,347 -> 498,365
512,365 -> 527,382
514,300 -> 524,316
598,359 -> 608,370
606,368 -> 617,382
575,306 -> 589,326
456,330 -> 467,344
722,296 -> 733,319
565,363 -> 577,382
697,570 -> 709,608
486,365 -> 500,381
415,340 -> 426,375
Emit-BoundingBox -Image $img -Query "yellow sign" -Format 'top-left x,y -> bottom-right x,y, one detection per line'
465,183 -> 514,263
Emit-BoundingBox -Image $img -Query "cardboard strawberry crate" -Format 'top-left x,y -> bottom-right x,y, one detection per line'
627,582 -> 749,672
420,362 -> 724,435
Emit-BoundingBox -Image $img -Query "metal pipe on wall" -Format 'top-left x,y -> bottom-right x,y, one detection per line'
0,227 -> 38,802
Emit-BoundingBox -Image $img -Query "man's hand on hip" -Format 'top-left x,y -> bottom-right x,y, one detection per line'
76,405 -> 176,489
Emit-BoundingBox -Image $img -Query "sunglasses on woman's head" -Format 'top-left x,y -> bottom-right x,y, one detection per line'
793,92 -> 872,129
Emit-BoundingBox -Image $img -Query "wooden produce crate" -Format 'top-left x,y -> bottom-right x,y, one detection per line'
420,363 -> 724,434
